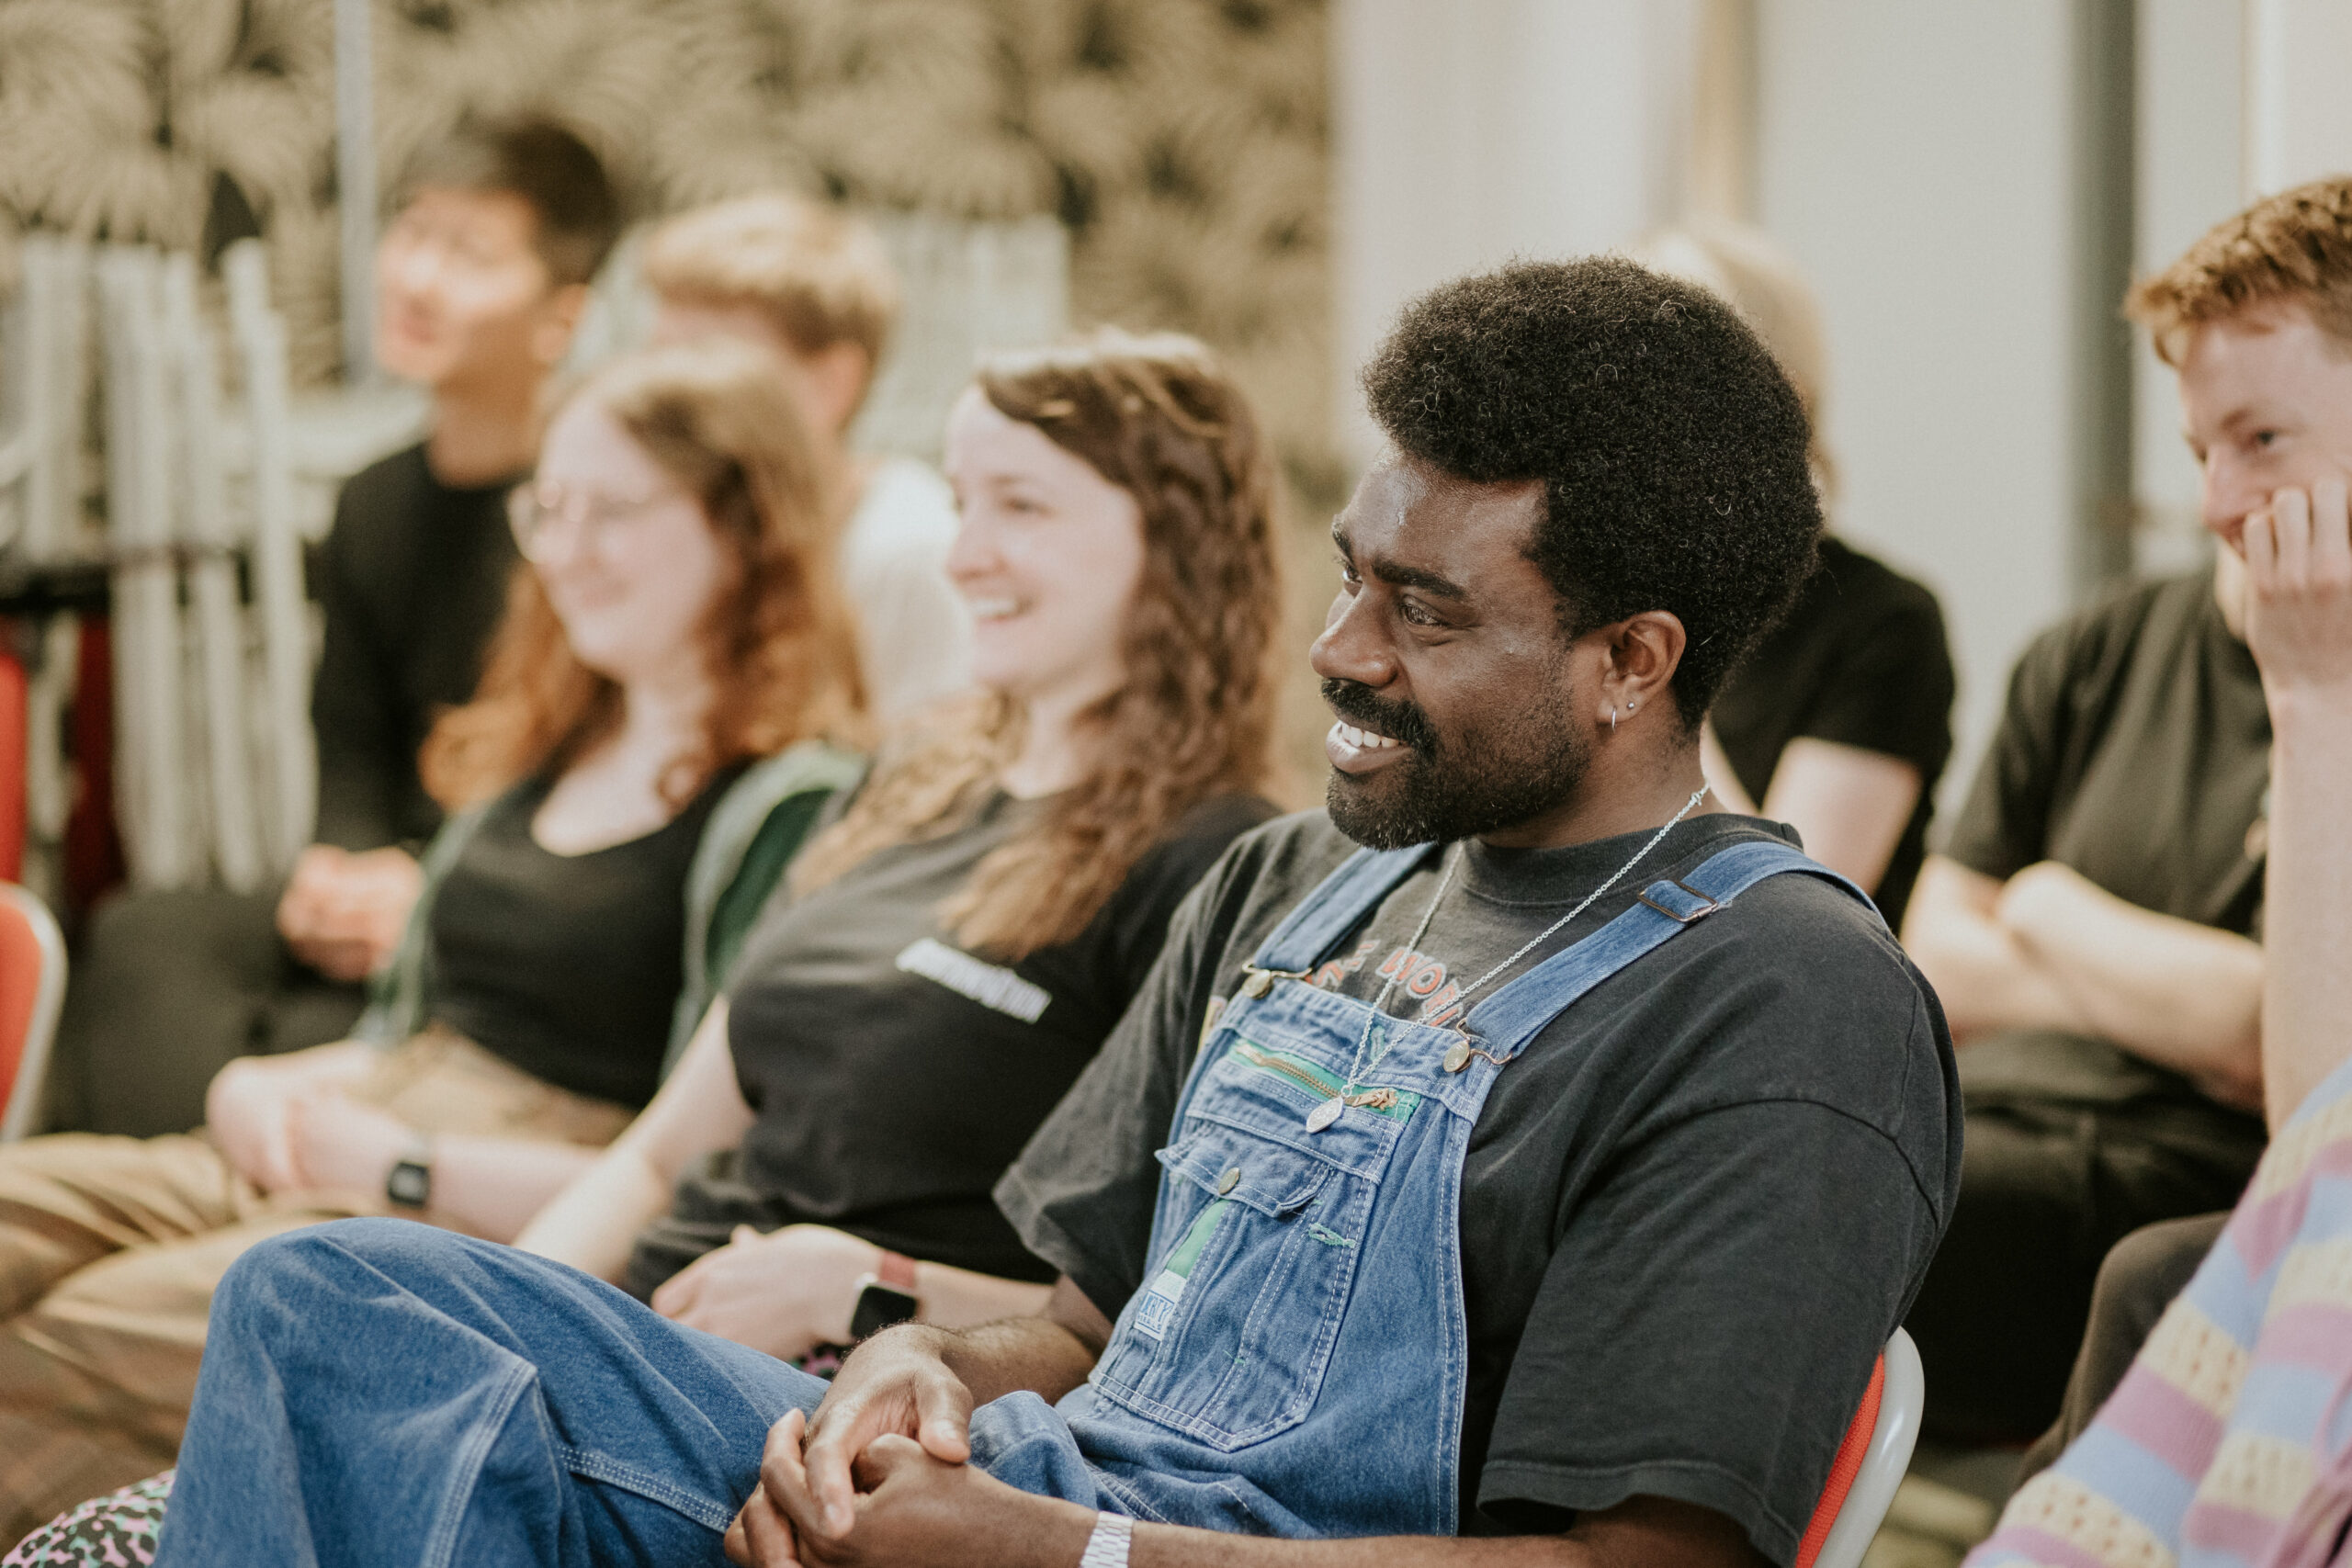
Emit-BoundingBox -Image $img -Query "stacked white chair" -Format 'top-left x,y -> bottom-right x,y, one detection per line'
4,211 -> 1073,900
162,255 -> 265,894
0,237 -> 95,896
74,241 -> 319,892
96,247 -> 198,891
224,240 -> 320,877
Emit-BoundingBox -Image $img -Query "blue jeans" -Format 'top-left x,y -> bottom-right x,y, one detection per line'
153,1224 -> 1152,1566
154,1220 -> 831,1567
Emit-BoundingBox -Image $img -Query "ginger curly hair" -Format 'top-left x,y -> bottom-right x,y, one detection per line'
2129,176 -> 2352,364
789,329 -> 1281,959
420,337 -> 865,811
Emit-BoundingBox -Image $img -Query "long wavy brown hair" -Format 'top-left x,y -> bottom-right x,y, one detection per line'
789,330 -> 1281,958
420,338 -> 865,811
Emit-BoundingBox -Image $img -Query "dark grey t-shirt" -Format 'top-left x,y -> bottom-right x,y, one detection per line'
1939,569 -> 2271,1120
996,811 -> 1960,1562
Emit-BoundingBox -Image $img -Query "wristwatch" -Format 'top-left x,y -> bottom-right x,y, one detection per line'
385,1139 -> 433,1211
849,1249 -> 921,1340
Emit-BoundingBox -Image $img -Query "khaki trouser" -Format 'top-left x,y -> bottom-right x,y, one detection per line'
0,1030 -> 632,1547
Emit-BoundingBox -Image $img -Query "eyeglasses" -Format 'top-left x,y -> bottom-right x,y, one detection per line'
506,483 -> 683,562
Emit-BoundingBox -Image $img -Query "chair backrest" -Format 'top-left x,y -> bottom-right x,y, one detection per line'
0,650 -> 25,881
1797,1327 -> 1926,1568
0,881 -> 66,1142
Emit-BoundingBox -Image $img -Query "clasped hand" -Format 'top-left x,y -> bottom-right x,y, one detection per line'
276,845 -> 424,982
724,1331 -> 1091,1568
206,1047 -> 401,1197
653,1224 -> 884,1363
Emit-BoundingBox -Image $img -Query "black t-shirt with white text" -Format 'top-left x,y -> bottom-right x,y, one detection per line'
998,811 -> 1960,1562
311,443 -> 522,852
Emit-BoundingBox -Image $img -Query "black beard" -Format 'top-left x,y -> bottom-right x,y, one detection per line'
1320,678 -> 1591,850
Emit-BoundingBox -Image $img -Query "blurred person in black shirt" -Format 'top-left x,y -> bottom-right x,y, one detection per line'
51,118 -> 620,1137
1634,220 -> 1956,931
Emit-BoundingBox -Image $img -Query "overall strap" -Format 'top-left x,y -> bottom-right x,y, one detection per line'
1250,842 -> 1436,975
1462,840 -> 1878,1062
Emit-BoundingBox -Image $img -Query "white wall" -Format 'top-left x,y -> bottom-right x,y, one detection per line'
2132,0 -> 2243,577
2246,0 -> 2352,197
1753,1 -> 2079,818
1333,0 -> 1700,465
1337,0 -> 2086,818
1332,3 -> 2301,828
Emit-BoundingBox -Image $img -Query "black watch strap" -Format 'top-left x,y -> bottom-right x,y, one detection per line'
386,1141 -> 433,1210
849,1251 -> 921,1339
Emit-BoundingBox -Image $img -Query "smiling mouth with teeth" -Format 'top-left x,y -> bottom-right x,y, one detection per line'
968,598 -> 1024,621
1336,722 -> 1399,750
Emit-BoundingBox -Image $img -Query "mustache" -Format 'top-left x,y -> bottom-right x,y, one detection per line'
1320,679 -> 1439,754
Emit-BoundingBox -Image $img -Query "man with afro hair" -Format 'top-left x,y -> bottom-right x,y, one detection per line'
153,260 -> 1958,1568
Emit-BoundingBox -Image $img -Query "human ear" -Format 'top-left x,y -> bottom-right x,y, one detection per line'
1592,611 -> 1687,727
797,342 -> 872,440
529,282 -> 594,369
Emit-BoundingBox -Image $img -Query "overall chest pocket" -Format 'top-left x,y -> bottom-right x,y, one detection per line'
1090,1054 -> 1400,1450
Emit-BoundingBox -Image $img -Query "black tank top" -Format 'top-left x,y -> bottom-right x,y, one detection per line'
426,764 -> 742,1107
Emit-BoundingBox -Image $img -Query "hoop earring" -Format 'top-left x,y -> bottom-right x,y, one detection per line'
1610,705 -> 1618,731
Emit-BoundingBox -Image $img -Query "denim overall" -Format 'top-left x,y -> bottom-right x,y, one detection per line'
967,837 -> 1877,1538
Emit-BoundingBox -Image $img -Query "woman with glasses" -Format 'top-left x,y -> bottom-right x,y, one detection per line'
0,337 -> 864,1544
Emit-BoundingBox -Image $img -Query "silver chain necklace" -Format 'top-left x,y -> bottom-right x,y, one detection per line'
1305,785 -> 1710,1134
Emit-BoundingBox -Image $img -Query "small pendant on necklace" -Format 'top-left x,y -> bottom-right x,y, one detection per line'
1305,1097 -> 1344,1134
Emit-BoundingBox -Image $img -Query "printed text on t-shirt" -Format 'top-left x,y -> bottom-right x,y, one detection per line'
1313,936 -> 1467,1028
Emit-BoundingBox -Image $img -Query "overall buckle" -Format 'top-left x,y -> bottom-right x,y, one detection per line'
1636,877 -> 1721,924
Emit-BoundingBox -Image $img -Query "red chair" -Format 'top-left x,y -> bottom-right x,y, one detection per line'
0,642 -> 25,882
1795,1327 -> 1925,1568
0,880 -> 66,1141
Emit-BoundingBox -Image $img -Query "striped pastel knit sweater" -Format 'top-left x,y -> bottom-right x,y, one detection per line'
1967,1055 -> 2352,1568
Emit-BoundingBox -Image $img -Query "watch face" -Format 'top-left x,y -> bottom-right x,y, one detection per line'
387,1160 -> 431,1209
850,1282 -> 921,1341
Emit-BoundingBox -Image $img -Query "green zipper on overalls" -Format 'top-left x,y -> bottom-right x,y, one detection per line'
1227,1041 -> 1419,1120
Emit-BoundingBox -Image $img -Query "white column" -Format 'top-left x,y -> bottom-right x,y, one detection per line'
1753,0 -> 2078,815
335,0 -> 378,385
1332,0 -> 1701,464
2245,0 -> 2352,197
2132,0 -> 2245,578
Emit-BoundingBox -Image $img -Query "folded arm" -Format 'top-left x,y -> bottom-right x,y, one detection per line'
1905,855 -> 2263,1106
1993,859 -> 2263,1106
1902,857 -> 2095,1041
652,1224 -> 1056,1362
516,997 -> 756,1280
741,1446 -> 1757,1568
207,1041 -> 380,1192
280,1106 -> 607,1242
